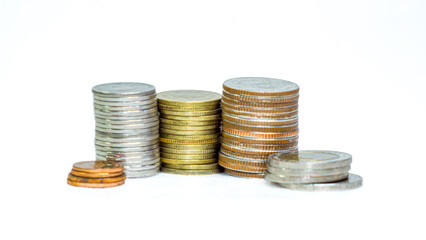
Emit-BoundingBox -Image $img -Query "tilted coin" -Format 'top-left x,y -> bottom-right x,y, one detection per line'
224,168 -> 265,179
161,167 -> 222,175
70,169 -> 123,178
160,128 -> 220,135
158,103 -> 220,111
67,179 -> 125,188
92,82 -> 155,96
160,114 -> 221,121
222,112 -> 298,126
268,150 -> 352,170
160,152 -> 217,160
222,120 -> 298,133
265,171 -> 349,184
161,123 -> 220,131
157,90 -> 221,106
276,173 -> 363,191
160,133 -> 220,140
160,137 -> 220,145
161,163 -> 220,170
68,173 -> 126,183
160,142 -> 220,150
125,167 -> 160,178
160,118 -> 221,126
161,147 -> 218,154
160,158 -> 217,165
223,77 -> 299,97
72,160 -> 123,173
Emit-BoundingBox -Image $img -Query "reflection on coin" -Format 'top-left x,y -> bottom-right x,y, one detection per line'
73,161 -> 123,173
92,82 -> 155,96
277,173 -> 363,191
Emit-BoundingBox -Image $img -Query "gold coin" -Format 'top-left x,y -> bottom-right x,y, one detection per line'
70,169 -> 123,178
222,102 -> 298,114
160,137 -> 220,144
222,126 -> 299,138
161,167 -> 222,175
160,128 -> 220,135
72,160 -> 124,173
67,178 -> 125,188
160,114 -> 221,121
161,123 -> 221,131
68,173 -> 126,183
161,152 -> 218,160
161,158 -> 218,165
221,148 -> 269,160
160,118 -> 221,126
224,168 -> 265,178
162,163 -> 220,170
158,103 -> 220,111
157,90 -> 221,106
222,119 -> 298,133
160,133 -> 220,140
159,109 -> 221,116
160,142 -> 220,150
161,147 -> 219,154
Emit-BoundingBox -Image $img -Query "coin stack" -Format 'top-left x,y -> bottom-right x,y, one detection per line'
157,90 -> 223,175
218,77 -> 300,178
265,150 -> 362,191
67,161 -> 126,188
92,82 -> 160,178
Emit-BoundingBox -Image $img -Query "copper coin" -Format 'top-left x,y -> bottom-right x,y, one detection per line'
67,179 -> 125,188
72,161 -> 124,173
68,173 -> 126,183
222,90 -> 299,103
221,95 -> 298,108
221,143 -> 298,155
70,169 -> 123,178
219,160 -> 265,173
221,102 -> 298,114
220,148 -> 269,160
219,152 -> 267,167
222,119 -> 298,133
222,131 -> 298,145
224,168 -> 265,179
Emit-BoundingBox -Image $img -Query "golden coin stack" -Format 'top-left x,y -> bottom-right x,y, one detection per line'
219,77 -> 300,178
67,161 -> 126,188
157,90 -> 223,175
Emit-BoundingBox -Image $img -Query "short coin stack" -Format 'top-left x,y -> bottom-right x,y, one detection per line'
265,150 -> 362,191
92,82 -> 160,178
67,161 -> 126,188
157,90 -> 223,175
219,77 -> 299,178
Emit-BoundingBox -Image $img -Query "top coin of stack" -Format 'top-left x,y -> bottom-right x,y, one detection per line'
157,90 -> 223,175
219,77 -> 299,178
92,82 -> 160,178
265,150 -> 362,191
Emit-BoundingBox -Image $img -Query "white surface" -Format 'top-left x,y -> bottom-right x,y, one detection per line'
1,1 -> 425,240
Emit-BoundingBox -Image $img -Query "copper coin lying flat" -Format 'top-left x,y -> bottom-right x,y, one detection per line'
68,173 -> 126,183
67,179 -> 125,188
70,169 -> 124,178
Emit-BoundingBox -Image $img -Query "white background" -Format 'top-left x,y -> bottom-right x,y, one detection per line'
1,0 -> 425,239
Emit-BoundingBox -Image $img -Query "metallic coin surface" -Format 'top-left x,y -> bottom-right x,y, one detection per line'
265,171 -> 349,184
157,90 -> 221,106
158,103 -> 220,111
161,123 -> 221,131
161,152 -> 217,160
70,169 -> 123,178
67,179 -> 125,188
160,128 -> 220,135
218,159 -> 265,173
222,95 -> 298,108
95,112 -> 158,120
68,173 -> 126,183
159,109 -> 221,116
162,163 -> 220,170
222,108 -> 298,119
124,162 -> 160,171
122,159 -> 161,168
125,167 -> 160,178
93,98 -> 157,107
223,77 -> 299,97
221,142 -> 297,155
160,118 -> 221,126
222,102 -> 298,114
72,161 -> 123,173
160,137 -> 220,144
222,137 -> 298,150
222,90 -> 299,103
96,121 -> 159,130
94,107 -> 158,116
224,168 -> 265,179
95,143 -> 159,152
267,165 -> 351,177
160,114 -> 221,121
222,112 -> 298,126
222,131 -> 298,145
160,142 -> 220,150
161,147 -> 218,154
221,148 -> 270,161
222,120 -> 298,133
92,82 -> 155,96
219,152 -> 267,166
161,167 -> 222,175
160,158 -> 218,165
95,139 -> 159,147
268,150 -> 352,169
160,133 -> 220,140
277,173 -> 363,191
94,94 -> 156,102
95,116 -> 159,125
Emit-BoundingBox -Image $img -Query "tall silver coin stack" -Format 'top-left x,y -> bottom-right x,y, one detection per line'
265,150 -> 362,191
92,82 -> 160,178
218,77 -> 300,178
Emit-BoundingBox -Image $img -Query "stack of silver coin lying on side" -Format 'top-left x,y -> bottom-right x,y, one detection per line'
92,82 -> 160,178
265,150 -> 362,191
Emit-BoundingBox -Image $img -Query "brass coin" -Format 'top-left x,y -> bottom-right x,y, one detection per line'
222,127 -> 299,138
222,108 -> 298,119
160,142 -> 220,150
157,90 -> 221,106
160,114 -> 221,121
160,118 -> 221,126
222,101 -> 298,114
70,169 -> 124,178
72,161 -> 124,173
161,167 -> 222,175
224,168 -> 265,179
161,123 -> 221,131
158,103 -> 220,111
222,77 -> 299,97
222,119 -> 298,133
160,133 -> 220,140
160,137 -> 220,144
222,95 -> 298,108
218,160 -> 265,173
162,163 -> 220,170
222,131 -> 299,145
160,158 -> 218,165
160,128 -> 220,135
68,173 -> 126,183
219,152 -> 267,167
222,112 -> 298,126
159,109 -> 221,116
161,152 -> 218,160
67,179 -> 125,188
221,137 -> 298,150
161,147 -> 219,154
221,142 -> 297,155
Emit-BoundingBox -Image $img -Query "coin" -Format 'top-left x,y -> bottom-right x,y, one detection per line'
221,137 -> 298,150
223,77 -> 299,97
68,173 -> 126,183
160,158 -> 218,165
70,169 -> 123,178
222,108 -> 298,119
160,142 -> 220,150
161,124 -> 221,131
158,103 -> 220,111
265,170 -> 349,184
96,126 -> 159,134
161,167 -> 222,175
222,127 -> 298,138
94,94 -> 156,102
221,143 -> 297,155
267,165 -> 351,177
94,107 -> 158,116
276,173 -> 363,191
93,98 -> 157,107
160,114 -> 221,121
222,95 -> 298,108
94,102 -> 158,111
221,148 -> 270,161
219,152 -> 267,167
160,147 -> 218,154
223,90 -> 299,104
160,128 -> 220,135
95,111 -> 158,120
95,116 -> 159,125
124,162 -> 160,171
95,143 -> 159,152
224,168 -> 265,179
72,161 -> 124,173
95,136 -> 159,145
161,163 -> 220,170
93,82 -> 156,96
160,118 -> 221,126
222,120 -> 298,133
96,121 -> 159,130
67,179 -> 125,188
160,137 -> 220,144
125,167 -> 160,178
160,133 -> 220,140
96,150 -> 159,159
222,131 -> 298,145
161,152 -> 217,160
157,90 -> 221,106
159,109 -> 221,116
222,102 -> 298,114
218,159 -> 265,173
222,112 -> 298,126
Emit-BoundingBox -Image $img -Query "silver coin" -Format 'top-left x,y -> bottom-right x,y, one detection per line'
220,151 -> 268,163
93,98 -> 157,107
124,167 -> 160,178
93,93 -> 156,102
222,112 -> 298,123
96,130 -> 159,138
96,153 -> 159,161
222,119 -> 298,131
267,164 -> 351,177
94,107 -> 158,117
121,158 -> 160,167
222,143 -> 297,155
96,149 -> 159,158
95,139 -> 159,147
95,116 -> 159,125
268,150 -> 352,170
222,107 -> 298,117
96,121 -> 159,130
277,173 -> 363,191
124,162 -> 161,171
95,143 -> 159,152
92,82 -> 155,96
223,77 -> 299,95
264,171 -> 349,184
94,102 -> 157,111
95,126 -> 159,134
94,112 -> 158,120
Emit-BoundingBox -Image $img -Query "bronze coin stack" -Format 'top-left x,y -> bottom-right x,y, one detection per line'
67,161 -> 126,188
157,90 -> 223,175
219,77 -> 300,178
